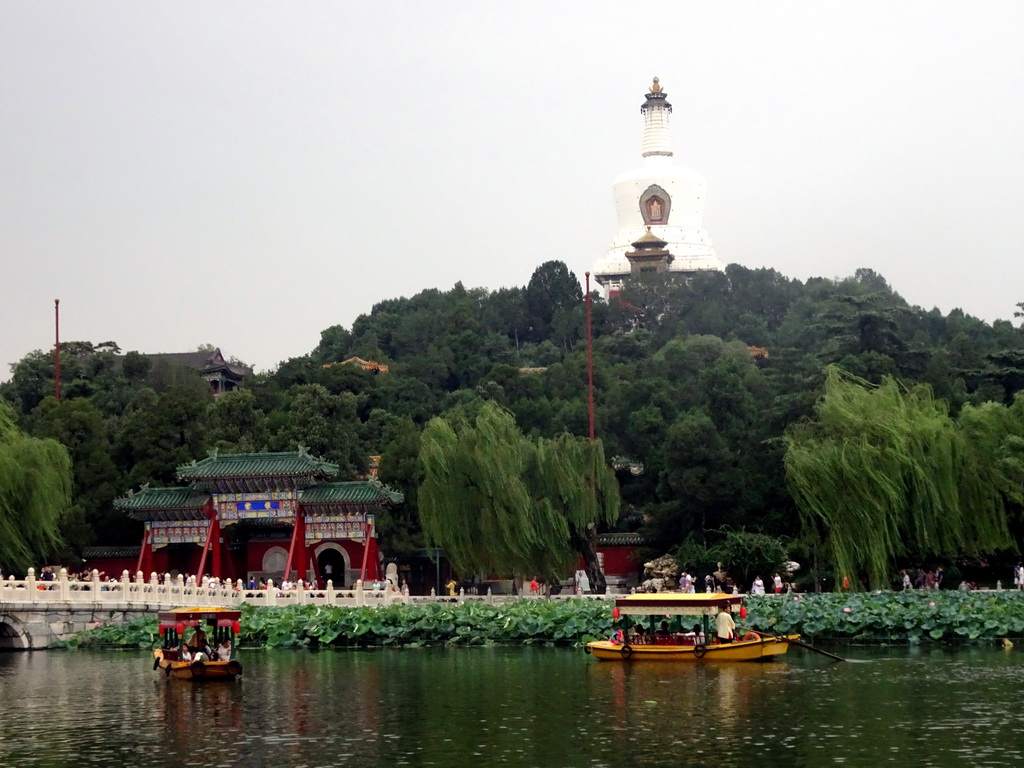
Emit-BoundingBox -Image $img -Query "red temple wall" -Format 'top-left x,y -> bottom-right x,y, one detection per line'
577,545 -> 640,577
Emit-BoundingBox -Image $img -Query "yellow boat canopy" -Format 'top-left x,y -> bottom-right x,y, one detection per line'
614,593 -> 745,617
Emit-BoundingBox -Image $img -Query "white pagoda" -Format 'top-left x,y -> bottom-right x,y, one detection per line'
591,77 -> 724,296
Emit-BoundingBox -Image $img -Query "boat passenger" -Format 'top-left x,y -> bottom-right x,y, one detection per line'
180,644 -> 193,662
216,640 -> 232,661
655,621 -> 671,637
633,624 -> 648,644
689,624 -> 705,644
188,627 -> 214,659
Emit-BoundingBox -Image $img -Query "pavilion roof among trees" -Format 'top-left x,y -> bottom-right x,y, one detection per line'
114,487 -> 210,521
116,450 -> 403,522
299,481 -> 404,507
177,449 -> 339,492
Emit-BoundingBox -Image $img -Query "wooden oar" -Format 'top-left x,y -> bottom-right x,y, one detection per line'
789,638 -> 846,662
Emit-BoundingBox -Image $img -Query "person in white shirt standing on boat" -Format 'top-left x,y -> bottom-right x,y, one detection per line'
715,607 -> 736,644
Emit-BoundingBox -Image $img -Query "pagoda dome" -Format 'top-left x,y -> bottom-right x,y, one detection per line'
592,78 -> 724,292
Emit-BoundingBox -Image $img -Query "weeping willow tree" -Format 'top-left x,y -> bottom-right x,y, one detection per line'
419,402 -> 619,589
0,402 -> 72,573
524,432 -> 620,593
784,367 -> 1012,589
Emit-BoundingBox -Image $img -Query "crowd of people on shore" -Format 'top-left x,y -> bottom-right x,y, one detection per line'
674,570 -> 795,596
900,568 -> 946,590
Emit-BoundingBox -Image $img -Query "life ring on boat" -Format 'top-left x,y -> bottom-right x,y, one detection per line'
190,660 -> 207,677
741,632 -> 760,642
620,644 -> 633,660
693,644 -> 708,659
226,660 -> 243,676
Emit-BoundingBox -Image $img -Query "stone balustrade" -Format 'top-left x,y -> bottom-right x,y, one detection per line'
1,568 -> 618,611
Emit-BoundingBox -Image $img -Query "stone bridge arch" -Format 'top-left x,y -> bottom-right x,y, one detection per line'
0,614 -> 31,650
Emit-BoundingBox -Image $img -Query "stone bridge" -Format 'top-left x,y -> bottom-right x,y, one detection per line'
0,603 -> 157,650
1,568 -> 613,649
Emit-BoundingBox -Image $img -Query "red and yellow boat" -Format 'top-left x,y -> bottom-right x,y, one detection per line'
153,607 -> 244,681
585,593 -> 798,662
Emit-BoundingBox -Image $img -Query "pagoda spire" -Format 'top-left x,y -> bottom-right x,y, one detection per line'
640,76 -> 673,158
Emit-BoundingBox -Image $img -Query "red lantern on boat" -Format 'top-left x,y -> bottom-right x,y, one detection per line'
612,608 -> 620,620
740,606 -> 747,620
175,622 -> 185,635
232,621 -> 241,634
158,625 -> 166,635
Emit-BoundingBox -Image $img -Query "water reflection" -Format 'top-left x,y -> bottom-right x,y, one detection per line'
1,647 -> 1023,767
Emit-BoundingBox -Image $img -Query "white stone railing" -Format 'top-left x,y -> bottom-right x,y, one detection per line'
0,568 -> 618,610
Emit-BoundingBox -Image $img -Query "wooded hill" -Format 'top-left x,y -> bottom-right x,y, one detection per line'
4,261 -> 1023,586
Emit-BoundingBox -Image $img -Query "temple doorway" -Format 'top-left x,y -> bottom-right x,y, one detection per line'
317,546 -> 349,588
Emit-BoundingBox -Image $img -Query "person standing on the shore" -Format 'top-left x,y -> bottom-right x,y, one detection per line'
773,573 -> 783,594
751,576 -> 765,595
1015,563 -> 1024,590
901,570 -> 912,590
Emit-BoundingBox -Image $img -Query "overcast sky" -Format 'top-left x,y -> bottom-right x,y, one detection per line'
3,1 -> 1023,380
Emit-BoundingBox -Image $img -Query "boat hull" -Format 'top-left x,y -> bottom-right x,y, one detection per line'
585,634 -> 799,662
154,649 -> 242,681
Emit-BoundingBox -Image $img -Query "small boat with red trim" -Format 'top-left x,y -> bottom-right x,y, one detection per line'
585,593 -> 799,662
153,607 -> 244,681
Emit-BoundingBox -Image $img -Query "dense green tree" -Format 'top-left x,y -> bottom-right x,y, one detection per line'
27,397 -> 123,548
0,401 -> 73,572
419,402 -> 618,587
274,384 -> 364,477
116,386 -> 210,488
206,389 -> 270,453
376,417 -> 424,556
784,367 -> 1013,589
524,261 -> 583,343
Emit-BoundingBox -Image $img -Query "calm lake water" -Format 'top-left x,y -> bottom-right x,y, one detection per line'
1,645 -> 1023,767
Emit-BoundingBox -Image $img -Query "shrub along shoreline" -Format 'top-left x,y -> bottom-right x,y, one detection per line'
53,591 -> 1024,650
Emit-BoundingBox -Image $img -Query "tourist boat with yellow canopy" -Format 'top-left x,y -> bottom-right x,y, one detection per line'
585,593 -> 799,662
153,607 -> 244,681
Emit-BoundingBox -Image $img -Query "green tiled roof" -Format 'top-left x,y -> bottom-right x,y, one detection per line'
177,450 -> 339,481
596,532 -> 645,547
300,481 -> 404,506
114,487 -> 210,521
115,487 -> 210,511
82,545 -> 141,559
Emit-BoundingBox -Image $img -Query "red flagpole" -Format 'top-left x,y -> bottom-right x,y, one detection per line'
585,273 -> 594,441
54,299 -> 61,402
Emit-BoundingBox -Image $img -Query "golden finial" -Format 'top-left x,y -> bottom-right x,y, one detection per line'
650,77 -> 662,94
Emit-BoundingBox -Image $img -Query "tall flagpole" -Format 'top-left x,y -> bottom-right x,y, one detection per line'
585,273 -> 594,441
54,299 -> 61,403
